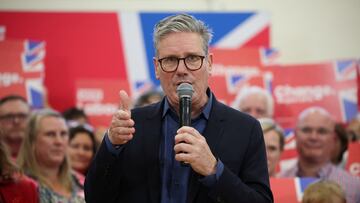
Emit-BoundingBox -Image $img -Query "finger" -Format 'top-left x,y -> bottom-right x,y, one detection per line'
177,126 -> 203,139
110,133 -> 134,145
174,152 -> 192,163
119,90 -> 131,113
174,141 -> 192,154
113,110 -> 132,121
111,126 -> 135,135
174,133 -> 196,145
111,119 -> 135,129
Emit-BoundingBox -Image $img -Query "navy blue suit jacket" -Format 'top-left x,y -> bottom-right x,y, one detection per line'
85,96 -> 273,203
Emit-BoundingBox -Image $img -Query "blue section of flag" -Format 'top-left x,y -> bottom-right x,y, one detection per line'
337,60 -> 353,73
28,41 -> 40,51
265,48 -> 276,57
231,75 -> 245,86
284,128 -> 294,138
30,87 -> 43,108
140,12 -> 255,86
343,98 -> 357,121
25,53 -> 38,65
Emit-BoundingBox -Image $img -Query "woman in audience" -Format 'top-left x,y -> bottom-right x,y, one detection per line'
0,134 -> 38,203
17,109 -> 85,203
302,180 -> 346,203
68,125 -> 97,175
258,118 -> 285,177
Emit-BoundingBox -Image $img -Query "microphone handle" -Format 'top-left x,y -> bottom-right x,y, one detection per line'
179,96 -> 191,127
179,96 -> 191,166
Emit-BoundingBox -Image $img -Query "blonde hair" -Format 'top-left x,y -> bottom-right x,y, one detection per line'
302,180 -> 346,203
17,108 -> 72,190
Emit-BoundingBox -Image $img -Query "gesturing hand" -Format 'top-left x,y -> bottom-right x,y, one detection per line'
108,90 -> 135,145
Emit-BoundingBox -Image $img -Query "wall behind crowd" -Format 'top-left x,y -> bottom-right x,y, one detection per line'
1,0 -> 359,63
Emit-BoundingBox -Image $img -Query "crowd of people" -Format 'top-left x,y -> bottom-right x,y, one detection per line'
1,13 -> 360,203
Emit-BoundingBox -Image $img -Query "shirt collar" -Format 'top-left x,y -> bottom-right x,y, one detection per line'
162,88 -> 213,120
296,161 -> 333,178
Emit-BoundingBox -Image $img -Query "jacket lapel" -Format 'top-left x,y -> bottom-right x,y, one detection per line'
143,102 -> 163,203
187,98 -> 226,203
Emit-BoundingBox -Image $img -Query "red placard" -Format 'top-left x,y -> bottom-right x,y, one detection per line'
75,79 -> 130,128
345,142 -> 360,177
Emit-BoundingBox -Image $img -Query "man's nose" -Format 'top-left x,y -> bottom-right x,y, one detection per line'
176,59 -> 188,73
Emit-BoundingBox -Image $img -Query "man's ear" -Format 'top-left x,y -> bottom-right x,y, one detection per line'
153,57 -> 160,79
207,53 -> 213,76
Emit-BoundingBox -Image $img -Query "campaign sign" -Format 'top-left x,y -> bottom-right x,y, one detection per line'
75,79 -> 130,128
0,39 -> 45,108
270,177 -> 318,203
0,11 -> 270,111
346,142 -> 360,177
268,60 -> 358,129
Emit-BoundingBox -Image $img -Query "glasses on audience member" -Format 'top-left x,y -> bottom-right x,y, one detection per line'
0,113 -> 28,123
157,55 -> 205,73
298,126 -> 334,136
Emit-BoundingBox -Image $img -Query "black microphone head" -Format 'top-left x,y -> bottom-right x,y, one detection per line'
177,83 -> 194,98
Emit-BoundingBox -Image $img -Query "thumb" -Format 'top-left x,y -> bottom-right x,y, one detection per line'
119,90 -> 131,113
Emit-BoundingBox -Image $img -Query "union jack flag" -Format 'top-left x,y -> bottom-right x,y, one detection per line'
334,60 -> 357,81
0,39 -> 45,108
261,47 -> 279,65
226,73 -> 249,94
279,129 -> 298,172
118,12 -> 270,97
133,80 -> 154,99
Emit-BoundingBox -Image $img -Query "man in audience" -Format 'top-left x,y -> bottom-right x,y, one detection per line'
232,86 -> 274,119
0,95 -> 30,158
279,106 -> 360,203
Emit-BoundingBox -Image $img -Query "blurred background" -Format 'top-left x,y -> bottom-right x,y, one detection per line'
1,1 -> 360,202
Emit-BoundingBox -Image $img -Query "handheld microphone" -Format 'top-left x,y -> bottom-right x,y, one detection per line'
176,83 -> 193,166
177,83 -> 193,127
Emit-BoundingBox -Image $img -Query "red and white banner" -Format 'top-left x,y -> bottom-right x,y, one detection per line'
75,79 -> 130,127
270,177 -> 318,203
0,39 -> 45,108
346,142 -> 360,177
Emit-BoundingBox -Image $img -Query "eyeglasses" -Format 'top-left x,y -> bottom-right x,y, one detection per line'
0,113 -> 28,123
157,55 -> 205,73
298,127 -> 333,136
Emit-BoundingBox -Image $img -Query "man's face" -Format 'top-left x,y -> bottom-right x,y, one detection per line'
239,94 -> 268,119
153,32 -> 212,111
0,99 -> 30,157
295,111 -> 335,164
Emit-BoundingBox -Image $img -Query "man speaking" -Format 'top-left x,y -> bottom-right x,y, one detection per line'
85,13 -> 273,203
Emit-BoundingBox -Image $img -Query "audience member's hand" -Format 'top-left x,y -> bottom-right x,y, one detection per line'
174,126 -> 217,176
109,90 -> 135,145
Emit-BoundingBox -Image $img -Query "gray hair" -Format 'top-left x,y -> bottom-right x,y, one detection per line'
232,86 -> 274,117
297,106 -> 334,128
153,13 -> 213,57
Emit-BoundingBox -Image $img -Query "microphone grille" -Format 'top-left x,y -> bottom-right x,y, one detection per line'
177,83 -> 194,98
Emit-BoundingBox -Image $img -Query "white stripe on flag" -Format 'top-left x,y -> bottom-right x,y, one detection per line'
214,12 -> 270,48
118,12 -> 150,96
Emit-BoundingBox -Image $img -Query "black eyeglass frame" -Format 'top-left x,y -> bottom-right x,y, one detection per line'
157,55 -> 206,73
